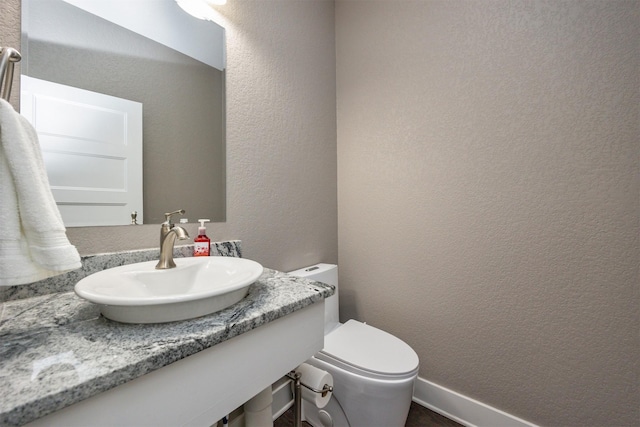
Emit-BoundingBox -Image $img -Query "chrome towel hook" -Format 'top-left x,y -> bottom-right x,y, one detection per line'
0,47 -> 22,102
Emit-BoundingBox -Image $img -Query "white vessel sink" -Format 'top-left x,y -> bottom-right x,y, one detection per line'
75,257 -> 263,323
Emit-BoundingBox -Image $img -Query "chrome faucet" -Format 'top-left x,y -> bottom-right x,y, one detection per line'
156,209 -> 190,269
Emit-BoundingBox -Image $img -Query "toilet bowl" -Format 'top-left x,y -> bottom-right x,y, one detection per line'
288,264 -> 419,427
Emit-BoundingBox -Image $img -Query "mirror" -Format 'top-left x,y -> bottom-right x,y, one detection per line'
21,0 -> 226,226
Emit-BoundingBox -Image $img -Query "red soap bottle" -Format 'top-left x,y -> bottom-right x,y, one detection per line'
194,219 -> 211,256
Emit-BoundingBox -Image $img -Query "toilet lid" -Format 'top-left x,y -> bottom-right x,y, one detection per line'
319,320 -> 419,376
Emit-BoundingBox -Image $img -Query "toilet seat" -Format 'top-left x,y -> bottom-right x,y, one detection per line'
316,320 -> 419,379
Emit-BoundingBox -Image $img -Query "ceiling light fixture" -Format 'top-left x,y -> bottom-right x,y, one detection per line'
176,0 -> 226,21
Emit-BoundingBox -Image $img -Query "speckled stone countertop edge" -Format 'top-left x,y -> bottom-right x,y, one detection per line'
0,268 -> 334,427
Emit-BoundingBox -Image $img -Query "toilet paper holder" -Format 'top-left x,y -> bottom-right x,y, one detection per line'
287,370 -> 333,397
286,370 -> 334,427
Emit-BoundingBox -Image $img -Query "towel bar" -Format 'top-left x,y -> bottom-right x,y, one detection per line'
0,47 -> 22,102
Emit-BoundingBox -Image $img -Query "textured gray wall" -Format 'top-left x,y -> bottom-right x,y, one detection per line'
336,1 -> 639,426
1,0 -> 21,107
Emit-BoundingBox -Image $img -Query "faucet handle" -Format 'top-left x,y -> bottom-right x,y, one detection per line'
164,209 -> 186,226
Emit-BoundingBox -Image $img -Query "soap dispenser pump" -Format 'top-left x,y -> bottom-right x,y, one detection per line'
194,219 -> 211,257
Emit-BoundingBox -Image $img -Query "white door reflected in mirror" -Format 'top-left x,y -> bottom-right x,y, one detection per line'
21,76 -> 143,227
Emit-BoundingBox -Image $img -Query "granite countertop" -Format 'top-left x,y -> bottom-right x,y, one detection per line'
0,252 -> 334,426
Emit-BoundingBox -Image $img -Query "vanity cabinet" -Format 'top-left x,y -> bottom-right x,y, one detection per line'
26,302 -> 324,427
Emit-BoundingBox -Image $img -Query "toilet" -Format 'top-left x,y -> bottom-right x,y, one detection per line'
288,264 -> 419,427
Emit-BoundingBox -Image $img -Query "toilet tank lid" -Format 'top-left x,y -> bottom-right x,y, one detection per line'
321,320 -> 419,376
287,264 -> 338,286
288,263 -> 337,277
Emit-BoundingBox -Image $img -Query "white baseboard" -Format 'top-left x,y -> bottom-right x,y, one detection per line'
413,377 -> 538,427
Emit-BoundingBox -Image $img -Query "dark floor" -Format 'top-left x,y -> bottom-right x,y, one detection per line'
274,401 -> 463,427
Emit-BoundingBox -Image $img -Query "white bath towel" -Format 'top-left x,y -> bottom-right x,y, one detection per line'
0,99 -> 81,286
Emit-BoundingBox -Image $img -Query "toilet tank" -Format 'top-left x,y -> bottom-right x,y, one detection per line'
288,264 -> 339,334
